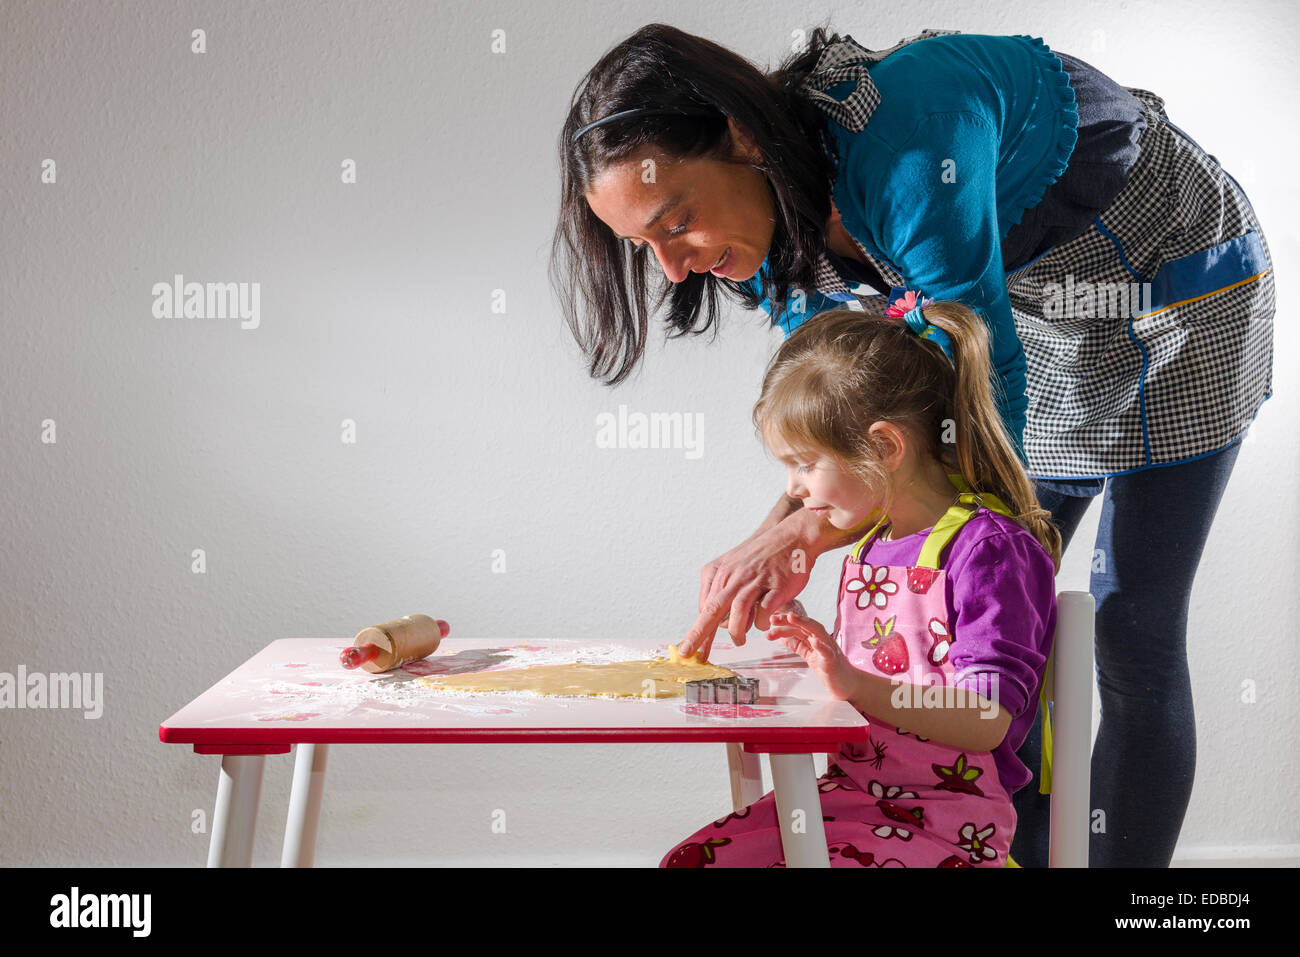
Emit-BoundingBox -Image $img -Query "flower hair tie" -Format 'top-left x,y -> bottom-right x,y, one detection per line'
884,291 -> 955,363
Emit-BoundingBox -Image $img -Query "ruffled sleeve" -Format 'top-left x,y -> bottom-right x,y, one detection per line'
1001,35 -> 1079,236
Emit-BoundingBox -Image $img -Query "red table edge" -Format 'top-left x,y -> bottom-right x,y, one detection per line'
192,743 -> 292,755
160,724 -> 870,754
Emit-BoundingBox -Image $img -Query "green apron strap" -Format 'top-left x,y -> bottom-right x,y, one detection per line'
946,473 -> 1016,519
849,514 -> 891,562
1038,683 -> 1054,795
915,475 -> 1015,569
852,474 -> 1018,568
916,501 -> 979,569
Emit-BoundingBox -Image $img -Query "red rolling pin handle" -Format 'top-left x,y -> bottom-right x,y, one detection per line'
339,644 -> 381,669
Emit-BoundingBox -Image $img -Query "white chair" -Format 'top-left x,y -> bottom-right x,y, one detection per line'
722,589 -> 1095,867
1039,589 -> 1095,867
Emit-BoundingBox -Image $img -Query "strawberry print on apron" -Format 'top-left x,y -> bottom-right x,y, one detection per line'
662,478 -> 1019,867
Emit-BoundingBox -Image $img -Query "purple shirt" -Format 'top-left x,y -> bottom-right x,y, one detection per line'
854,509 -> 1058,795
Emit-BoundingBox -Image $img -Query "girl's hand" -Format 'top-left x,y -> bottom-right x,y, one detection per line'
766,607 -> 862,702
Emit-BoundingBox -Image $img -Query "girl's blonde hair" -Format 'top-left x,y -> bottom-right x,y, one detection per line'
753,298 -> 1062,571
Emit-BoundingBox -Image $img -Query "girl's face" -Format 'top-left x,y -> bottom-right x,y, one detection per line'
766,431 -> 879,530
583,118 -> 775,285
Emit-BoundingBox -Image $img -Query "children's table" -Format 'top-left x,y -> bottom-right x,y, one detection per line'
158,637 -> 870,868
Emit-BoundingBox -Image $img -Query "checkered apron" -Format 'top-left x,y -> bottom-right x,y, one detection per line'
801,31 -> 1275,478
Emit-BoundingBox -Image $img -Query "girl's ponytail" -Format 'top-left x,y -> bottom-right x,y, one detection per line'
752,297 -> 1061,572
921,303 -> 1063,572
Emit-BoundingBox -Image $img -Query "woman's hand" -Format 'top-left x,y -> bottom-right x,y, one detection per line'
678,514 -> 823,662
766,608 -> 862,702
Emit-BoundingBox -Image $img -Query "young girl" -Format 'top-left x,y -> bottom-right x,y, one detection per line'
661,294 -> 1061,868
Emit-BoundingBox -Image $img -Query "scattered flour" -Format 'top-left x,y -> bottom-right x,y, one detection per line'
261,644 -> 669,707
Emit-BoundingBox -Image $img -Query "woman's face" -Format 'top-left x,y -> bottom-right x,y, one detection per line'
583,118 -> 776,284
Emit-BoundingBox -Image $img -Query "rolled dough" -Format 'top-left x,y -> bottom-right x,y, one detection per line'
417,644 -> 735,699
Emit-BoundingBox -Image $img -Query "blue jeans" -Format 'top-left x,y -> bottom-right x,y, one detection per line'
1010,437 -> 1243,867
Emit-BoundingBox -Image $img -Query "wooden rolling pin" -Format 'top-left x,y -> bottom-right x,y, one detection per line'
340,614 -> 449,673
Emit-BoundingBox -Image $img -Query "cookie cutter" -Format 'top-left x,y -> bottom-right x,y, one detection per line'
684,676 -> 760,705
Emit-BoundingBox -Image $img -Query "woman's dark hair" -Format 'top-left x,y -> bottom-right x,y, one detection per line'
550,21 -> 855,385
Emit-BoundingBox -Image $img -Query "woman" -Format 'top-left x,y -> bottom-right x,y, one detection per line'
550,23 -> 1274,867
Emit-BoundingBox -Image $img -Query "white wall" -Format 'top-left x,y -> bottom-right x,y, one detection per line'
1,0 -> 1295,866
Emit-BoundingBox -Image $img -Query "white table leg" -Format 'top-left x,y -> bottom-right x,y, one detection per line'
207,754 -> 266,867
769,752 -> 830,868
281,743 -> 329,867
724,743 -> 763,811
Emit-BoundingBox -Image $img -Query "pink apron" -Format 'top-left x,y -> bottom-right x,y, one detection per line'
662,478 -> 1031,868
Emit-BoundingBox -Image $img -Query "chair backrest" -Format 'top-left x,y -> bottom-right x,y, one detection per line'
1046,590 -> 1095,867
